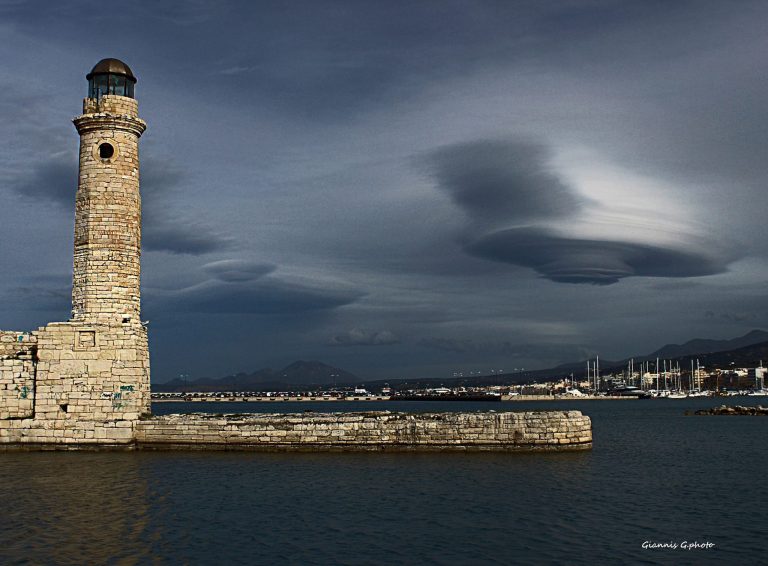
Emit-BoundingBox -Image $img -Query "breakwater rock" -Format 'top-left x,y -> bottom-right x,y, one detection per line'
692,405 -> 768,416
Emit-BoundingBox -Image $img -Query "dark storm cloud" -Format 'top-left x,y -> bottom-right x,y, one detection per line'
9,286 -> 70,313
2,0 -> 767,380
418,337 -> 591,362
466,227 -> 728,285
148,277 -> 363,315
141,224 -> 231,255
426,138 -> 734,285
0,1 -> 688,120
8,153 -> 77,207
202,260 -> 276,282
7,154 -> 230,255
2,274 -> 71,315
140,158 -> 233,255
329,328 -> 399,347
427,139 -> 584,227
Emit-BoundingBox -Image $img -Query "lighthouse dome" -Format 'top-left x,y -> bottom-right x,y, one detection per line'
86,58 -> 136,99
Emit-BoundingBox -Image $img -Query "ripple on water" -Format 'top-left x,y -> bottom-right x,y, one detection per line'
2,400 -> 767,565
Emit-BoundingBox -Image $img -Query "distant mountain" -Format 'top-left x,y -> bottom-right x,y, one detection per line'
643,329 -> 768,360
543,330 -> 768,380
155,360 -> 360,392
684,339 -> 768,368
154,330 -> 768,393
362,330 -> 768,391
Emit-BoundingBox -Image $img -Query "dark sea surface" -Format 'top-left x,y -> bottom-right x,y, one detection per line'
2,397 -> 767,565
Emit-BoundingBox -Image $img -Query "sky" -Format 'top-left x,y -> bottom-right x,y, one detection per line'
1,0 -> 768,382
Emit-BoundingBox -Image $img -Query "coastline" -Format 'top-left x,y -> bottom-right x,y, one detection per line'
151,394 -> 637,403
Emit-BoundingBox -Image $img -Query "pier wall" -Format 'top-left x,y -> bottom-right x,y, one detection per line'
134,411 -> 592,452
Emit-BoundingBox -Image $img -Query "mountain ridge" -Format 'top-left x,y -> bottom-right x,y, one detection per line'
154,360 -> 359,392
154,329 -> 768,391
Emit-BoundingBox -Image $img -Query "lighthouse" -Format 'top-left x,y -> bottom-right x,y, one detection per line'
72,58 -> 147,323
0,59 -> 153,438
29,59 -> 152,427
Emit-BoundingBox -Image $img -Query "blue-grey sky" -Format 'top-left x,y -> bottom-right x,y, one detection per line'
2,0 -> 768,381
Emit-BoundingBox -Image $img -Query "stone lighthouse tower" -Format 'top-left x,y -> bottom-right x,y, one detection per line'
72,59 -> 146,323
0,59 -> 151,444
29,59 -> 151,433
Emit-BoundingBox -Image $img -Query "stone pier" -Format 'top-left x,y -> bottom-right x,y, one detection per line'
0,410 -> 591,451
136,411 -> 592,451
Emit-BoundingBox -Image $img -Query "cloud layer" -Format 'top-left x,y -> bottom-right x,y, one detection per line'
1,1 -> 766,380
330,328 -> 400,347
8,152 -> 230,255
467,227 -> 728,285
428,139 -> 732,285
427,139 -> 584,228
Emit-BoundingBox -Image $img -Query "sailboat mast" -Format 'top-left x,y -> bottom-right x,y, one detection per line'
697,359 -> 701,392
691,359 -> 694,392
596,355 -> 600,393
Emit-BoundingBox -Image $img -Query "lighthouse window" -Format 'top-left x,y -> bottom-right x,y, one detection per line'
98,143 -> 114,159
88,74 -> 135,98
89,75 -> 109,98
109,74 -> 127,96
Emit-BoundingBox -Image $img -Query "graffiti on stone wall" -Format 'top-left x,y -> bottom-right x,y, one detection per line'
110,385 -> 135,410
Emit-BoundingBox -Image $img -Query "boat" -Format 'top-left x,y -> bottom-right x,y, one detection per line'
688,390 -> 711,397
607,385 -> 651,399
563,387 -> 587,397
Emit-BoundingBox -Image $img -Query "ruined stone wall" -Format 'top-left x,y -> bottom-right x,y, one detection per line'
0,320 -> 150,446
0,358 -> 35,419
33,321 -> 150,421
0,332 -> 36,420
72,95 -> 146,324
135,411 -> 593,451
0,331 -> 36,358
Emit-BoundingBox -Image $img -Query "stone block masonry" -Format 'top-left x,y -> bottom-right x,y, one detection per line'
0,321 -> 150,445
0,358 -> 35,420
72,95 -> 145,324
0,408 -> 592,451
0,331 -> 36,358
134,411 -> 592,452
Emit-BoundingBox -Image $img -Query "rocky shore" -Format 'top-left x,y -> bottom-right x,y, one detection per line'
691,405 -> 768,416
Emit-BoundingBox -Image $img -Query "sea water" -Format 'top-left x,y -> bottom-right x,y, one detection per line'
1,398 -> 766,565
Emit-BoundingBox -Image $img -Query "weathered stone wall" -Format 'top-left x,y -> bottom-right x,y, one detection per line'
72,94 -> 146,324
0,332 -> 36,420
83,95 -> 139,116
0,320 -> 150,446
135,411 -> 592,451
0,331 -> 36,358
0,358 -> 35,419
34,321 -> 150,422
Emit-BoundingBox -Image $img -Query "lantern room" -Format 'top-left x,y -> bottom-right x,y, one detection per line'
86,58 -> 136,99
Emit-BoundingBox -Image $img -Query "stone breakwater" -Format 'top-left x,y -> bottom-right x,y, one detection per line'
0,410 -> 591,451
692,405 -> 768,416
134,410 -> 592,452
